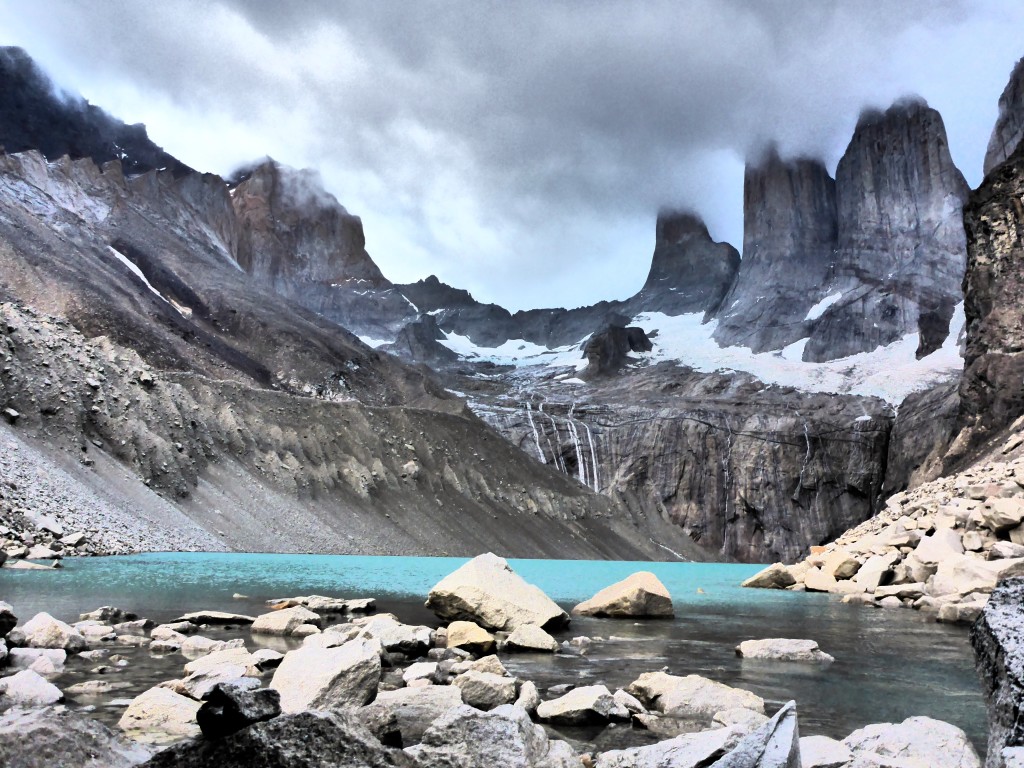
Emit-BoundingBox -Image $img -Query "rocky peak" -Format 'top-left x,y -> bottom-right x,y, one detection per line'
985,57 -> 1024,176
582,325 -> 653,376
712,148 -> 837,352
802,97 -> 969,362
0,46 -> 188,177
398,275 -> 479,313
632,209 -> 739,316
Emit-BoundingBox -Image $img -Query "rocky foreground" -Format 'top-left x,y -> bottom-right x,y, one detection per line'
0,553 -> 991,767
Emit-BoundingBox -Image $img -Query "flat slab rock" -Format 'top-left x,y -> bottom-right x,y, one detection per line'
735,639 -> 834,664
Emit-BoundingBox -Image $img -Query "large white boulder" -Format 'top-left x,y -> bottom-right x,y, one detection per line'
425,553 -> 568,631
980,497 -> 1024,532
741,563 -> 796,590
504,624 -> 558,653
842,715 -> 981,768
20,612 -> 87,652
0,669 -> 63,706
799,735 -> 853,768
270,638 -> 382,713
928,556 -> 1024,598
536,684 -> 629,724
117,687 -> 202,744
453,670 -> 518,710
355,615 -> 432,655
914,529 -> 965,565
735,638 -> 834,664
250,605 -> 322,636
572,572 -> 673,618
626,672 -> 764,719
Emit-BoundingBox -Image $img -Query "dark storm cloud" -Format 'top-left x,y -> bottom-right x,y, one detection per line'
1,1 -> 1022,309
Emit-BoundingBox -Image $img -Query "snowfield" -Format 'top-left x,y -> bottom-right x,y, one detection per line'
427,304 -> 966,405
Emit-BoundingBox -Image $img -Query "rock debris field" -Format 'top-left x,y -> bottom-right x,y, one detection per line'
0,553 -> 991,767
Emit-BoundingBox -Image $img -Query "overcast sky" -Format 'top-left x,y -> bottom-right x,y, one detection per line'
2,1 -> 1023,310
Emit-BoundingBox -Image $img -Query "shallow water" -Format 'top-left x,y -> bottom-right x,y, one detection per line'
0,553 -> 987,753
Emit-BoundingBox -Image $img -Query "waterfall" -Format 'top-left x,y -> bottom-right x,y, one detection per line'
525,402 -> 547,464
566,418 -> 586,485
583,422 -> 599,491
543,412 -> 566,473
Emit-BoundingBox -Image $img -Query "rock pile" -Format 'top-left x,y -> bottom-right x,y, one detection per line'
744,452 -> 1024,623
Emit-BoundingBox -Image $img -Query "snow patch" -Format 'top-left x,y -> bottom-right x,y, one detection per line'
804,291 -> 844,321
438,331 -> 587,369
107,246 -> 188,317
357,335 -> 390,349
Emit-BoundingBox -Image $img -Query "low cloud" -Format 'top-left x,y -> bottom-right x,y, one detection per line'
1,1 -> 1022,309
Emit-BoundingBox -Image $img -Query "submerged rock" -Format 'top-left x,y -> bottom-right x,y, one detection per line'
426,553 -> 568,631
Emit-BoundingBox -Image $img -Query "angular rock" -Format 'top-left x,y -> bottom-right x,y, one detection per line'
853,552 -> 900,592
118,687 -> 202,744
713,707 -> 770,734
741,564 -> 796,590
402,662 -> 437,686
453,670 -> 517,710
0,602 -> 16,638
250,605 -> 322,636
915,529 -> 965,565
822,550 -> 861,581
572,571 -> 673,618
735,639 -> 834,664
79,606 -> 137,623
0,705 -> 151,768
143,710 -> 411,768
175,611 -> 255,626
981,498 -> 1024,533
627,672 -> 764,719
842,716 -> 980,768
504,623 -> 558,653
425,553 -> 568,631
180,636 -> 245,659
270,638 -> 382,713
536,684 -> 628,724
710,700 -> 800,767
595,725 -> 742,768
0,668 -> 63,706
405,703 -> 577,767
985,56 -> 1024,174
446,620 -> 495,654
361,684 -> 463,746
516,680 -> 542,713
929,556 -> 1024,598
20,612 -> 87,652
971,577 -> 1024,765
356,615 -> 431,656
196,684 -> 281,739
803,568 -> 839,593
799,735 -> 853,768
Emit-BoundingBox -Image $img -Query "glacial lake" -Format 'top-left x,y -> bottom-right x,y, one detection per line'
0,553 -> 987,753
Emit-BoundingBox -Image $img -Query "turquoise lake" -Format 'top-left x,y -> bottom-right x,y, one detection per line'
0,553 -> 987,753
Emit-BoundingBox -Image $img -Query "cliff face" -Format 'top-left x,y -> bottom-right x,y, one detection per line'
955,140 -> 1024,458
713,150 -> 837,352
230,160 -> 417,339
804,100 -> 969,362
469,366 -> 891,563
631,210 -> 740,316
0,47 -> 189,177
985,57 -> 1024,176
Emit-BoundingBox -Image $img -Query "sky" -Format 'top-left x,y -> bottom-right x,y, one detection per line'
2,1 -> 1023,311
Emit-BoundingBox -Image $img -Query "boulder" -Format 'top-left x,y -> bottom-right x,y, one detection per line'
627,672 -> 765,719
402,662 -> 438,686
914,529 -> 965,565
981,497 -> 1024,532
842,716 -> 981,767
741,564 -> 796,590
712,707 -> 770,734
710,701 -> 800,767
25,545 -> 60,560
504,624 -> 558,653
183,647 -> 258,677
196,684 -> 281,739
613,688 -> 647,715
594,726 -> 743,767
0,669 -> 63,706
990,542 -> 1024,560
516,681 -> 542,713
453,670 -> 517,710
118,687 -> 203,744
8,647 -> 66,673
929,556 -> 1024,598
446,621 -> 496,654
425,553 -> 568,631
803,568 -> 838,593
822,550 -> 861,580
270,639 -> 382,713
536,684 -> 629,724
250,606 -> 322,636
79,606 -> 137,623
853,552 -> 900,591
571,572 -> 673,618
20,612 -> 87,652
0,601 -> 16,637
166,665 -> 261,702
0,705 -> 151,768
735,639 -> 834,664
356,616 -> 432,656
970,577 -> 1024,765
180,636 -> 245,659
142,710 -> 410,768
360,684 -> 463,745
405,703 -> 577,767
799,735 -> 853,768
